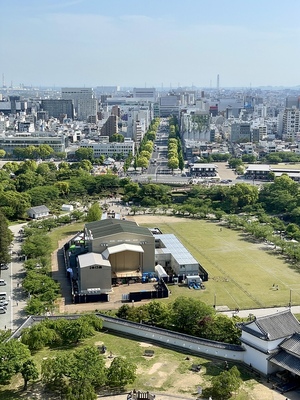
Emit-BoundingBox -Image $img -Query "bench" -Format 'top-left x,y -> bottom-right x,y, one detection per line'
144,350 -> 154,357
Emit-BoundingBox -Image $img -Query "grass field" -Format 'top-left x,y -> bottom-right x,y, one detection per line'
49,221 -> 84,252
138,217 -> 300,310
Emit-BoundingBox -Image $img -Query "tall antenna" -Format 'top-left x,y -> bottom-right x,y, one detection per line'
2,73 -> 5,88
217,74 -> 220,92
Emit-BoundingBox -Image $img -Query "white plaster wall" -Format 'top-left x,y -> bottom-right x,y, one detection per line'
102,319 -> 244,362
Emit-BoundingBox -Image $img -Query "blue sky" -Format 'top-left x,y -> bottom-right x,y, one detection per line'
1,0 -> 300,88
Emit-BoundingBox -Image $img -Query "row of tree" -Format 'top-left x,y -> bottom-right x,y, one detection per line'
21,220 -> 62,315
167,116 -> 184,171
134,118 -> 160,170
116,297 -> 241,344
0,211 -> 13,270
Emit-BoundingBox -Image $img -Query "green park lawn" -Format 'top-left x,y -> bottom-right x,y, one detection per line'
49,221 -> 84,252
142,219 -> 300,310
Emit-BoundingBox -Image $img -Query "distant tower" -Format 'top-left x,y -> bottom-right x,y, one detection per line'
217,74 -> 220,92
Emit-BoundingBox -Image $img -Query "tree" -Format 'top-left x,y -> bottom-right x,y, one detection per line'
27,185 -> 60,206
144,301 -> 169,327
20,359 -> 39,390
22,234 -> 52,259
25,297 -> 48,315
0,340 -> 31,385
21,322 -> 58,350
171,297 -> 215,335
0,190 -> 31,219
86,202 -> 102,222
75,148 -> 94,161
208,366 -> 242,399
54,181 -> 70,196
70,210 -> 84,221
54,318 -> 95,345
228,158 -> 243,169
42,345 -> 106,399
168,157 -> 179,171
79,159 -> 93,172
198,314 -> 241,344
110,133 -> 124,143
0,149 -> 6,158
136,156 -> 149,170
106,357 -> 136,389
65,380 -> 97,400
0,211 -> 12,270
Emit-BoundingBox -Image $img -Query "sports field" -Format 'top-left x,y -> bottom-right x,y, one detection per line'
135,215 -> 300,310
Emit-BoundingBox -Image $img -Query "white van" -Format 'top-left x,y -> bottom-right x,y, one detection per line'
0,280 -> 6,286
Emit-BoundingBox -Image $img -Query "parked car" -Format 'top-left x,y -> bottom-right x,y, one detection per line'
0,307 -> 6,314
0,300 -> 8,307
0,264 -> 8,270
0,280 -> 7,286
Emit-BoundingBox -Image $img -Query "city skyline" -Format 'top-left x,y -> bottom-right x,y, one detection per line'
2,0 -> 300,89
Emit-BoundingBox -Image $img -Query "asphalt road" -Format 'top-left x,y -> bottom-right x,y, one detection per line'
0,223 -> 27,331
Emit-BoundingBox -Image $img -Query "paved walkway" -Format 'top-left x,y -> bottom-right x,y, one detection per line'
219,305 -> 300,318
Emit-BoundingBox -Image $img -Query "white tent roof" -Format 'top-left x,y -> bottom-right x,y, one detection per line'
78,252 -> 111,268
155,264 -> 168,278
102,243 -> 144,259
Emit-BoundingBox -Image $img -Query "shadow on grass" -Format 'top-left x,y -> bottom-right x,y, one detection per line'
0,381 -> 56,400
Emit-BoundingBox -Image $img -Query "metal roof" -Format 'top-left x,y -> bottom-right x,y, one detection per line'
102,243 -> 144,259
246,164 -> 270,171
78,252 -> 111,268
154,234 -> 199,265
85,219 -> 152,239
27,205 -> 50,213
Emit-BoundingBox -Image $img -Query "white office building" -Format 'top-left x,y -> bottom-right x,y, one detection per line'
79,138 -> 135,158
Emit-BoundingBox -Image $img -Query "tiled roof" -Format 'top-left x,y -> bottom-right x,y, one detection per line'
241,310 -> 300,341
255,310 -> 300,340
269,350 -> 300,376
280,332 -> 300,356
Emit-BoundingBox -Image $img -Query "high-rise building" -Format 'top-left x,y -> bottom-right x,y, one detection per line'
61,88 -> 97,121
41,99 -> 74,119
229,122 -> 251,142
283,107 -> 300,141
101,115 -> 118,137
286,96 -> 299,109
159,95 -> 180,117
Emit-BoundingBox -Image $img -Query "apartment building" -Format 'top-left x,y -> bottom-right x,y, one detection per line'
283,107 -> 300,141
